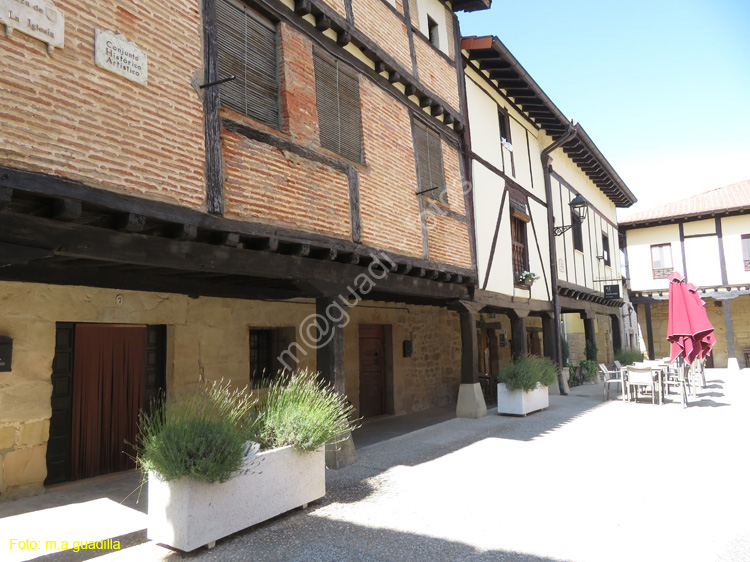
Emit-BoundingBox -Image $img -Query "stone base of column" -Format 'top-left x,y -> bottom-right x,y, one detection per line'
325,431 -> 356,469
727,358 -> 740,372
456,383 -> 487,419
549,368 -> 570,395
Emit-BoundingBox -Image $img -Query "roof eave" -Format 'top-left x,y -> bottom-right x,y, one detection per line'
462,35 -> 637,208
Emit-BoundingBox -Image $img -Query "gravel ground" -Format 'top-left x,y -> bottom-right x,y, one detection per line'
101,368 -> 750,562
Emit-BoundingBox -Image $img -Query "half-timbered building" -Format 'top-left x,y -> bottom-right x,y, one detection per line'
460,36 -> 637,393
0,0 -> 490,499
620,180 -> 750,369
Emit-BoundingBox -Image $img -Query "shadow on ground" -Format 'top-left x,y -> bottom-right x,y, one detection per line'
164,514 -> 571,562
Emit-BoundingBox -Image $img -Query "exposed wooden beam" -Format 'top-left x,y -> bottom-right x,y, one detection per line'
0,186 -> 12,209
53,199 -> 82,222
0,214 -> 472,300
117,213 -> 147,233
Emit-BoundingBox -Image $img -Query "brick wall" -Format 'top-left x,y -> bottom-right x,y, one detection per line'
320,0 -> 348,20
413,34 -> 460,110
358,80 -> 424,257
352,0 -> 413,73
222,130 -> 351,238
424,212 -> 471,268
0,0 -> 206,208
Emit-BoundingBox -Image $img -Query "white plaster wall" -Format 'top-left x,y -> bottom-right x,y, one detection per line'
472,160 -> 505,286
541,130 -> 618,226
684,235 -> 722,287
625,225 -> 682,291
415,0 -> 450,55
683,219 -> 716,236
721,215 -> 750,286
465,78 -> 503,172
509,118 -> 532,189
464,66 -> 543,199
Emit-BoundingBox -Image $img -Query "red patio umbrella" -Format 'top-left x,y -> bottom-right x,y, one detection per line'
667,272 -> 716,363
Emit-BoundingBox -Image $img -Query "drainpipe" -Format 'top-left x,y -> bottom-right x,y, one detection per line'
542,121 -> 579,394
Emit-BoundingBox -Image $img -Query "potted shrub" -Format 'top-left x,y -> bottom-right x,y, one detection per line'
138,371 -> 357,552
497,355 -> 557,415
580,359 -> 599,383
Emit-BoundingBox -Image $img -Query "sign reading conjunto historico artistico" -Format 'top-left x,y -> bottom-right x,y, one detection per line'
0,0 -> 65,51
95,29 -> 148,85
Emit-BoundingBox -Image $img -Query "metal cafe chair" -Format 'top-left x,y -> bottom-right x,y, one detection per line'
627,365 -> 659,405
599,363 -> 625,401
663,361 -> 689,408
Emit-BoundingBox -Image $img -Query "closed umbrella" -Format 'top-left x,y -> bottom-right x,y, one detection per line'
667,272 -> 716,363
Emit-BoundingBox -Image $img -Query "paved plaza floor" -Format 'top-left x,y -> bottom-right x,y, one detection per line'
2,368 -> 749,561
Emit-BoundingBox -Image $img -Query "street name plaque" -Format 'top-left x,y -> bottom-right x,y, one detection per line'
0,0 -> 65,53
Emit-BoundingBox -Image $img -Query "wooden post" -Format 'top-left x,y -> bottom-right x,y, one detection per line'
314,296 -> 355,468
542,312 -> 555,361
583,314 -> 596,360
455,301 -> 486,418
510,310 -> 529,360
644,303 -> 655,360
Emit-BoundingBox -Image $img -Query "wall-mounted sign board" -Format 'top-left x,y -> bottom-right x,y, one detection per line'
95,29 -> 148,85
0,0 -> 64,53
604,284 -> 621,299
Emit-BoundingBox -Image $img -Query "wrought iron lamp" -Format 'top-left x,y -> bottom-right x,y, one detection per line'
553,194 -> 587,236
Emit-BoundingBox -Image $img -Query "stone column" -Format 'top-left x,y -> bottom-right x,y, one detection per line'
315,296 -> 356,469
455,300 -> 487,418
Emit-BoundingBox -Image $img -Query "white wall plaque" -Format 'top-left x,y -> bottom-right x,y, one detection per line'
95,29 -> 148,85
0,0 -> 65,53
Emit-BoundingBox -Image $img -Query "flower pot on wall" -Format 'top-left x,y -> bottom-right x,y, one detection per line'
522,277 -> 534,287
497,382 -> 549,416
147,446 -> 325,552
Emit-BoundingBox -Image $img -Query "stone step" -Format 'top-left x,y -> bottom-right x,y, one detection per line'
0,498 -> 147,562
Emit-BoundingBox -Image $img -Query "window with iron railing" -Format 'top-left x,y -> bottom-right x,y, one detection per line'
742,234 -> 750,271
511,216 -> 528,281
650,243 -> 673,279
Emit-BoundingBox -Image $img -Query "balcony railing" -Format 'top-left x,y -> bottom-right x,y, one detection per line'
652,267 -> 672,279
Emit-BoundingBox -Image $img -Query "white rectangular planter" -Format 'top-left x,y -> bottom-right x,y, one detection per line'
497,382 -> 549,416
147,445 -> 325,552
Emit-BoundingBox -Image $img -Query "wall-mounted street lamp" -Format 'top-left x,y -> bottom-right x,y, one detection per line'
553,194 -> 588,236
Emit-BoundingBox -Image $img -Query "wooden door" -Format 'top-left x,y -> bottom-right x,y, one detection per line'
359,324 -> 386,418
46,323 -> 166,484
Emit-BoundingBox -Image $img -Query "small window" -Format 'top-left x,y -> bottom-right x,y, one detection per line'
427,16 -> 440,48
249,327 -> 296,384
216,0 -> 279,127
511,216 -> 528,281
742,234 -> 750,271
498,110 -> 512,147
413,121 -> 446,201
571,209 -> 584,252
314,53 -> 363,162
651,243 -> 673,279
602,233 -> 611,266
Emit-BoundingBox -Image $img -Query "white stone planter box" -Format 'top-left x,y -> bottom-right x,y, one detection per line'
497,382 -> 549,416
147,445 -> 325,552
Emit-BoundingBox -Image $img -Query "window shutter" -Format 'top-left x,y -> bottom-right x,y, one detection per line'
216,0 -> 279,127
414,122 -> 446,200
314,53 -> 362,162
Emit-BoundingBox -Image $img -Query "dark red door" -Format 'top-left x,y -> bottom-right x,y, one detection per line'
46,323 -> 165,484
359,325 -> 385,418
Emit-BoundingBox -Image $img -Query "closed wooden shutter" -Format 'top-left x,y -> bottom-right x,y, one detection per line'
216,0 -> 279,127
314,53 -> 363,163
414,122 -> 446,200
